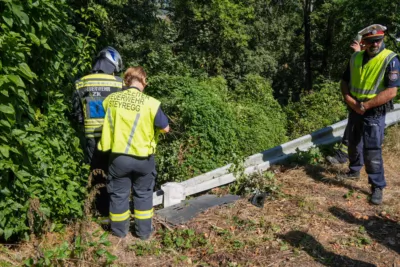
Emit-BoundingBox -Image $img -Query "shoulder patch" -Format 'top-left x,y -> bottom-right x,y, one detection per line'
389,71 -> 399,82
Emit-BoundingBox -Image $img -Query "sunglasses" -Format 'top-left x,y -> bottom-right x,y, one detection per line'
364,38 -> 383,45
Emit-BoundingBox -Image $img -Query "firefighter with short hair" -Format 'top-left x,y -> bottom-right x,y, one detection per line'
99,66 -> 169,240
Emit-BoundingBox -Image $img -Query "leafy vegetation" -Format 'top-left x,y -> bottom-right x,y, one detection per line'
24,230 -> 117,266
285,79 -> 347,139
148,75 -> 287,183
0,0 -> 95,240
1,0 -> 399,245
230,170 -> 283,198
289,147 -> 326,166
161,228 -> 209,251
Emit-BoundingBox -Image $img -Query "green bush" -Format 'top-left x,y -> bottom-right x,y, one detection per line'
285,79 -> 347,139
148,76 -> 240,182
147,75 -> 288,183
0,0 -> 96,241
232,74 -> 288,156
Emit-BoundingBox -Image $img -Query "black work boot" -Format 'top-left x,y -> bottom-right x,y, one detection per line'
371,187 -> 383,205
336,171 -> 360,180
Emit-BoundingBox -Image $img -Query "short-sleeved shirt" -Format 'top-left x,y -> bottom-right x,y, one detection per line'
155,107 -> 169,129
342,50 -> 400,88
126,86 -> 169,129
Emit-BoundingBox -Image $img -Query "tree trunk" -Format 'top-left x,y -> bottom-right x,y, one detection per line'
303,0 -> 312,91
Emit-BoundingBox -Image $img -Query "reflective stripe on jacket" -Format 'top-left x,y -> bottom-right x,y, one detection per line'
98,88 -> 161,157
350,49 -> 396,102
74,73 -> 123,138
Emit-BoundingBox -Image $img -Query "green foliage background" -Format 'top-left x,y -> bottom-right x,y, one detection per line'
0,0 -> 96,240
285,79 -> 347,139
0,0 -> 399,240
147,75 -> 287,183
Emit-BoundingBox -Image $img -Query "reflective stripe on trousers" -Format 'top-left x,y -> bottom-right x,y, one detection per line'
134,208 -> 154,220
110,210 -> 130,222
84,118 -> 103,138
339,144 -> 348,154
107,154 -> 156,238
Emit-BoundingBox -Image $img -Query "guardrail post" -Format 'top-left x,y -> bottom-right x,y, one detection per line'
161,182 -> 186,207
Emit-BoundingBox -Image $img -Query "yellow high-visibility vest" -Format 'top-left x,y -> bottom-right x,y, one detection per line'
98,88 -> 161,157
75,73 -> 123,138
350,49 -> 396,102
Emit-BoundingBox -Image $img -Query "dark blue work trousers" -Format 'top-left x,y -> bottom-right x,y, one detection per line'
348,110 -> 386,188
107,154 -> 156,238
335,123 -> 350,162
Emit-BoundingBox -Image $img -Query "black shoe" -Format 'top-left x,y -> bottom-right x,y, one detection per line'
371,187 -> 383,205
336,171 -> 360,180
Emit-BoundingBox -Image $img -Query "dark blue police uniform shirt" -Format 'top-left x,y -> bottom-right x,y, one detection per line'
154,107 -> 169,129
342,48 -> 400,88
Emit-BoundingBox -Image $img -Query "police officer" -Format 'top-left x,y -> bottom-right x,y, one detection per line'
72,47 -> 124,170
337,24 -> 400,205
98,66 -> 169,240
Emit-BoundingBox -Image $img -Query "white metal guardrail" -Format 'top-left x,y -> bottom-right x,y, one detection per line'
154,104 -> 400,207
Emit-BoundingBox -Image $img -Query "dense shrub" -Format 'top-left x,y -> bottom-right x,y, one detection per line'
147,76 -> 239,182
232,75 -> 288,156
285,79 -> 347,139
146,75 -> 288,183
0,0 -> 96,240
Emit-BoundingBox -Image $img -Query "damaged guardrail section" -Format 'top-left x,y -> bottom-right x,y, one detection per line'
154,104 -> 400,207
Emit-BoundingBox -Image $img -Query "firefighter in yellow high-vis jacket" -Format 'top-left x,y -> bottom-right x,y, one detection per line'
72,47 -> 124,171
98,66 -> 169,240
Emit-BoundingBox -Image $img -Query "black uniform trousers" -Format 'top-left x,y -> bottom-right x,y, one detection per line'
86,137 -> 109,171
107,154 -> 156,238
86,137 -> 110,216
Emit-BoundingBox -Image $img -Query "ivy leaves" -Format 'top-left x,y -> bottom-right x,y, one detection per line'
0,0 -> 93,241
0,104 -> 15,115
